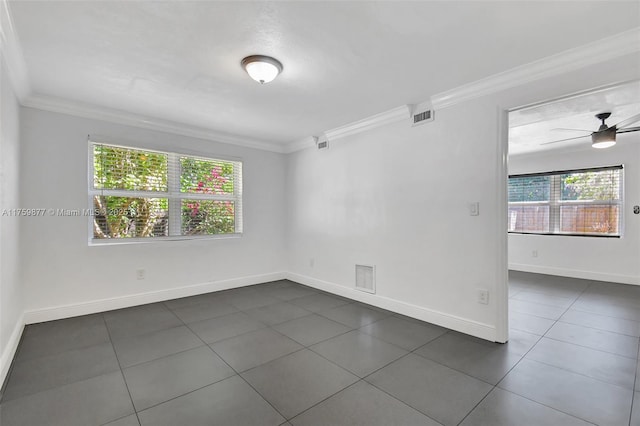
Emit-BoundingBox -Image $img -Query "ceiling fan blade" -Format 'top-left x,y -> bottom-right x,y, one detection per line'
617,126 -> 640,134
552,127 -> 592,133
613,113 -> 640,129
540,134 -> 591,145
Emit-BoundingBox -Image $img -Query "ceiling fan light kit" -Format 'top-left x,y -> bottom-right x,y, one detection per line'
241,55 -> 283,84
592,127 -> 616,149
544,111 -> 640,149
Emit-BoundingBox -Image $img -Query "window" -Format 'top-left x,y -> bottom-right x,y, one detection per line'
508,166 -> 622,237
89,142 -> 242,242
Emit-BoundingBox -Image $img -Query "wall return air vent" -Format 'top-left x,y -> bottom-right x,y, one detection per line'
355,264 -> 376,294
412,109 -> 434,127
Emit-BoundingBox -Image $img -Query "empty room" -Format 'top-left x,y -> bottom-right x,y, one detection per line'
1,1 -> 639,425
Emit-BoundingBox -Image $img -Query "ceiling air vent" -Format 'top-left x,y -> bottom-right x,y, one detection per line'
315,135 -> 329,150
355,264 -> 375,294
412,109 -> 434,127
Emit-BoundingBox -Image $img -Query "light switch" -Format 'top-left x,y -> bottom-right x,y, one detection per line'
469,202 -> 479,216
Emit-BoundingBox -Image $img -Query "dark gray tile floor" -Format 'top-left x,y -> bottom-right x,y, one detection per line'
2,272 -> 640,425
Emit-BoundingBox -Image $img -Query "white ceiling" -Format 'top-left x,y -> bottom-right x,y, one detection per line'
7,1 -> 640,148
509,81 -> 640,155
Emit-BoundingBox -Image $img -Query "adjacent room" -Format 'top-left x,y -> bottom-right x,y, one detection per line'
1,1 -> 639,425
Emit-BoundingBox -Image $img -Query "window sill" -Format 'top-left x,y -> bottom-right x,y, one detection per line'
88,233 -> 243,246
508,232 -> 620,238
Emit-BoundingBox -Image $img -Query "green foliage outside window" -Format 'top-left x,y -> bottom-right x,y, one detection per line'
180,157 -> 236,235
561,170 -> 619,201
508,176 -> 550,202
92,144 -> 239,239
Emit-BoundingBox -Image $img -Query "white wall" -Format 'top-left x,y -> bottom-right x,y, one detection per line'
286,52 -> 640,342
19,108 -> 287,322
0,50 -> 24,385
287,97 -> 506,341
508,135 -> 640,285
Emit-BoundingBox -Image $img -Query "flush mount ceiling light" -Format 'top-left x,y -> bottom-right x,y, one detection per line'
241,55 -> 283,84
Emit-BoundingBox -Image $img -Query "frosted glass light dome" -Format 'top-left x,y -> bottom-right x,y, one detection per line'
241,55 -> 283,84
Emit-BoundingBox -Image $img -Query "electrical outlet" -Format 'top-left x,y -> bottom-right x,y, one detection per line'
532,250 -> 538,258
477,289 -> 489,305
136,269 -> 145,280
468,202 -> 479,216
309,258 -> 315,268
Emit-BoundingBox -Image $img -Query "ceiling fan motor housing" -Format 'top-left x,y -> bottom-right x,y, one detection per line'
592,126 -> 616,147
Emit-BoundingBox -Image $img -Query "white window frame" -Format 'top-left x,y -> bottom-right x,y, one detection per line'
88,141 -> 243,244
508,165 -> 623,237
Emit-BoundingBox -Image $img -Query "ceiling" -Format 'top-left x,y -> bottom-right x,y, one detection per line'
7,1 -> 640,148
509,81 -> 640,156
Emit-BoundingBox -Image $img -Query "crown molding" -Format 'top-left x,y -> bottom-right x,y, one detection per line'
23,94 -> 287,153
283,136 -> 319,154
431,27 -> 640,110
283,105 -> 411,154
0,0 -> 31,101
324,105 -> 411,141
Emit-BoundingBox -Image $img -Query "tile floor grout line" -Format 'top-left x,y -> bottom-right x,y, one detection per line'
509,306 -> 566,322
406,331 -> 521,389
174,287 -> 390,385
281,379 -> 365,422
284,379 -> 367,423
268,322 -> 355,349
454,289 -> 578,425
360,330 -> 510,425
354,318 -> 448,352
454,386 -> 496,425
99,413 -> 141,426
0,341 -> 125,403
235,381 -> 290,424
568,305 -> 640,324
540,335 -> 638,360
540,280 -> 640,361
312,309 -> 393,330
133,376 -> 246,416
487,278 -> 618,426
490,386 -> 600,426
516,355 -> 636,391
557,304 -> 640,329
308,337 -> 407,381
101,313 -> 143,426
147,305 -> 291,422
286,377 -> 441,426
120,340 -> 210,370
358,352 -> 453,426
629,342 -> 640,426
512,292 -> 578,304
229,320 -> 411,422
505,279 -> 633,383
555,317 -> 640,339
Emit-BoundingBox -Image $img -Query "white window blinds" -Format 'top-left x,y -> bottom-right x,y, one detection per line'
508,165 -> 622,237
90,142 -> 242,241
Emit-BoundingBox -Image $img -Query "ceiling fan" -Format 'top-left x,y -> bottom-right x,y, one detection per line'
542,112 -> 640,149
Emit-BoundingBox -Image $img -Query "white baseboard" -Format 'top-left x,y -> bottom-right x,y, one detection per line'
1,313 -> 24,389
508,263 -> 639,286
23,272 -> 287,324
286,272 -> 499,342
